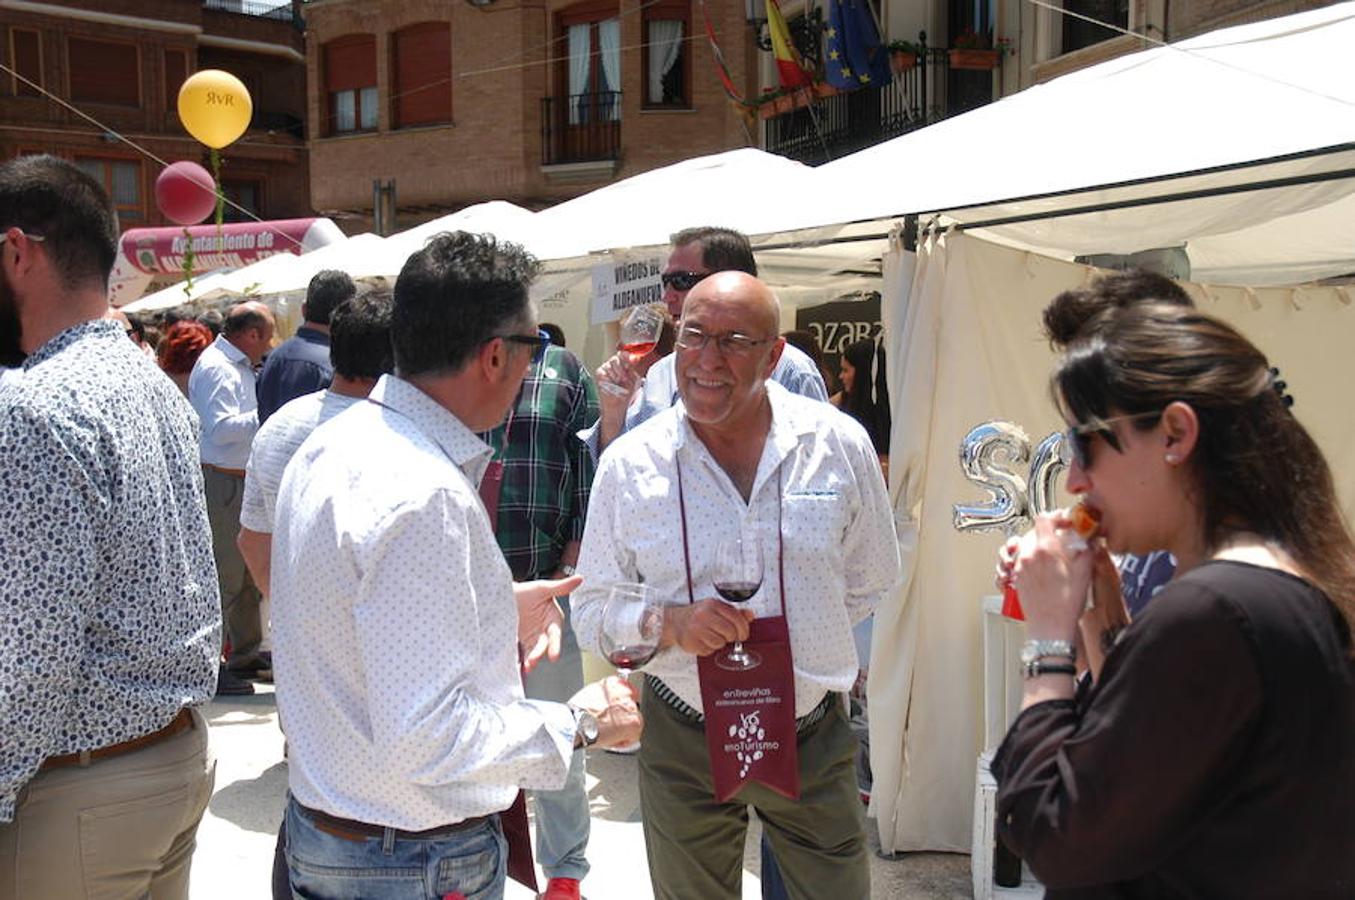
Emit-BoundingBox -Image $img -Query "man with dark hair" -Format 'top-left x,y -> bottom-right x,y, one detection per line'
255,268 -> 355,424
190,299 -> 276,695
0,154 -> 219,898
540,321 -> 566,347
587,225 -> 827,456
272,231 -> 642,899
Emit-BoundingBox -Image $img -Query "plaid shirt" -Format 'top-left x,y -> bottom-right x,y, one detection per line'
479,344 -> 599,580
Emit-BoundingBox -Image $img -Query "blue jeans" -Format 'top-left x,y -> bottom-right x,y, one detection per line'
284,796 -> 507,900
521,598 -> 590,881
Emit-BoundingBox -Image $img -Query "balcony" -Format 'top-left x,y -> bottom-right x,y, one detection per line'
764,39 -> 998,166
203,1 -> 298,25
541,92 -> 621,176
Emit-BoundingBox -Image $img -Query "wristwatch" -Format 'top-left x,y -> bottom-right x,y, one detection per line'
1020,638 -> 1075,679
559,564 -> 577,577
1024,660 -> 1077,679
569,705 -> 599,748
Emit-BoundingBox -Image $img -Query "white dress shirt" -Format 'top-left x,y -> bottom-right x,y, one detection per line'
575,382 -> 900,718
240,388 -> 361,533
187,334 -> 259,468
271,375 -> 576,830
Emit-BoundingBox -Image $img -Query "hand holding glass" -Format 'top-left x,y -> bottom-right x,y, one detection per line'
713,535 -> 763,671
598,583 -> 663,677
601,305 -> 663,397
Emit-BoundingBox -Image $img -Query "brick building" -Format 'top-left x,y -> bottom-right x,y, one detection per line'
303,0 -> 760,231
0,0 -> 310,228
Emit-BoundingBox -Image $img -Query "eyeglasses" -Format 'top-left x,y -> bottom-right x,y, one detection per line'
674,323 -> 774,356
0,231 -> 44,246
498,329 -> 551,364
661,271 -> 711,292
1061,411 -> 1163,469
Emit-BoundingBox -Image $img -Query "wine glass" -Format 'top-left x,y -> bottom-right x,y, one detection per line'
601,306 -> 664,397
598,582 -> 663,678
713,534 -> 764,671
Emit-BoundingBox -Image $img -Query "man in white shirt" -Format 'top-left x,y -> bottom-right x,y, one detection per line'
271,231 -> 641,900
584,226 -> 827,458
575,272 -> 899,899
188,300 -> 274,696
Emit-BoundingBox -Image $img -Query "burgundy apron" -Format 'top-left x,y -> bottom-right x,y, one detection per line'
476,460 -> 537,894
677,459 -> 801,803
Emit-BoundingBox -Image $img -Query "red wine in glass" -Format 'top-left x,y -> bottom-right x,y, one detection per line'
714,581 -> 761,604
714,535 -> 764,671
607,645 -> 658,673
599,583 -> 662,677
621,340 -> 657,362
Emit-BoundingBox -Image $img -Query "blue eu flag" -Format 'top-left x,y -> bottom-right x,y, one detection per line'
823,0 -> 891,91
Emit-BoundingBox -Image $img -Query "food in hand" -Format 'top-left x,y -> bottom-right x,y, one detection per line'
1001,503 -> 1102,621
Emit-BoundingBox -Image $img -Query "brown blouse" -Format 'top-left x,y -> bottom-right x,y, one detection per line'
993,561 -> 1355,898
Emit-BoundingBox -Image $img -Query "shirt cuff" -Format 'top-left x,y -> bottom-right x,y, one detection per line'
525,699 -> 581,763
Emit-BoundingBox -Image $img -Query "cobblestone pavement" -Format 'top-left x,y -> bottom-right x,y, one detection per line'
190,688 -> 971,899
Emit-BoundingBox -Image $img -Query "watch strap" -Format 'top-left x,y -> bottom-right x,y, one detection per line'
1023,659 -> 1077,679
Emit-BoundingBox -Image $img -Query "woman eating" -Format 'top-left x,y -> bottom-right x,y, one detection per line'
993,298 -> 1355,897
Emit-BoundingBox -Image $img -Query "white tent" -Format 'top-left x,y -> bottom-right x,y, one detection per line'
825,2 -> 1355,859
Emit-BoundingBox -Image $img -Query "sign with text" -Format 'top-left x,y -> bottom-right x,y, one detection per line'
590,252 -> 665,324
794,293 -> 882,373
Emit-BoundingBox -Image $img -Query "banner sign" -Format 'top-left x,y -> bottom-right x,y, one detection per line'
108,217 -> 346,306
590,252 -> 666,324
794,292 -> 882,371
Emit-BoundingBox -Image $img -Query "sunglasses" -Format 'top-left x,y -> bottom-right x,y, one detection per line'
660,271 -> 711,292
0,231 -> 44,247
499,329 -> 551,364
1061,411 -> 1163,469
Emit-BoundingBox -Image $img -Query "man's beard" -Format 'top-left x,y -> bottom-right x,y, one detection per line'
0,269 -> 23,368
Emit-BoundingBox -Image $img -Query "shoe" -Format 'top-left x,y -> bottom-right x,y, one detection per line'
605,741 -> 640,755
215,668 -> 255,696
539,877 -> 581,900
227,652 -> 270,676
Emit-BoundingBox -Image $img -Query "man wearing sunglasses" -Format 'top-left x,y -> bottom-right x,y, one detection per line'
585,226 -> 828,458
270,231 -> 641,900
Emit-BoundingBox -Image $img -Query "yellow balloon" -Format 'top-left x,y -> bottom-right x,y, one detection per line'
177,69 -> 253,149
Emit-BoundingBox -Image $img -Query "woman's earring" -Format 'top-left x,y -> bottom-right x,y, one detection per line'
1165,453 -> 1179,465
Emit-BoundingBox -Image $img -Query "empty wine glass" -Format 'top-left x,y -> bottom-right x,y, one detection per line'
713,534 -> 763,671
601,305 -> 664,397
598,582 -> 663,678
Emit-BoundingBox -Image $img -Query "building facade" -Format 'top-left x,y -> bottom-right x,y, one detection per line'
303,0 -> 760,231
0,0 -> 310,228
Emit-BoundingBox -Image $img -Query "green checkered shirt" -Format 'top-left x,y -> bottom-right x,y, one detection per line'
479,344 -> 599,580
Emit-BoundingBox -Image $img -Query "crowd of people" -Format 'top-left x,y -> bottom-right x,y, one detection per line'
2,152 -> 1352,900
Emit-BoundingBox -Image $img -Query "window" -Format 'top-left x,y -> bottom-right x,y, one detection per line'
164,49 -> 188,109
392,22 -> 451,128
75,157 -> 143,222
558,2 -> 620,124
642,0 -> 689,108
221,180 -> 261,223
323,34 -> 377,134
10,28 -> 41,97
69,38 -> 139,107
1062,0 -> 1128,55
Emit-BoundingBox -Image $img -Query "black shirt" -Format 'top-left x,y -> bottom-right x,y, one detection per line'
993,561 -> 1355,898
255,325 -> 332,425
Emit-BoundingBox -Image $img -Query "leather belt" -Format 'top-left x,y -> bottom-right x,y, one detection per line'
296,801 -> 495,843
202,463 -> 247,478
645,675 -> 836,735
40,708 -> 194,772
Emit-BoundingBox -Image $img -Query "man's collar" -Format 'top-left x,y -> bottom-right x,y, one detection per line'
24,319 -> 119,368
675,382 -> 814,454
295,325 -> 329,344
367,375 -> 493,469
215,333 -> 249,364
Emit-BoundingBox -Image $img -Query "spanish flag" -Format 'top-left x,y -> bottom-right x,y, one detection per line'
766,0 -> 813,89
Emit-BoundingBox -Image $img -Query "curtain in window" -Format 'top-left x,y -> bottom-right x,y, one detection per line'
567,24 -> 591,124
598,18 -> 621,121
360,86 -> 379,129
647,21 -> 683,104
110,163 -> 139,207
335,90 -> 356,131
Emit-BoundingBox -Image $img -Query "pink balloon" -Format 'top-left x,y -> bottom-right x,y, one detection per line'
155,161 -> 217,226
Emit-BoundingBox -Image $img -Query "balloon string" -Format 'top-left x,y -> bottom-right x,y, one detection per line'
181,226 -> 195,294
211,148 -> 224,234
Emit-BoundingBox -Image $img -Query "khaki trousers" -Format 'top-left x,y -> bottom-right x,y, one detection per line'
637,688 -> 870,900
0,708 -> 215,900
202,466 -> 262,664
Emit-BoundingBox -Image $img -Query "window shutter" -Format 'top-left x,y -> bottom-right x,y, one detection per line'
165,49 -> 187,108
69,38 -> 138,106
324,35 -> 376,92
393,23 -> 451,128
12,29 -> 40,96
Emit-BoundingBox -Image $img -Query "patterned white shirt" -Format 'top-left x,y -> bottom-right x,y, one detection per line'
0,321 -> 219,821
575,382 -> 900,717
272,375 -> 576,830
240,388 -> 361,533
188,334 -> 258,468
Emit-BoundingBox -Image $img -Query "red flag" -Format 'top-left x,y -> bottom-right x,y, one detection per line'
767,0 -> 813,89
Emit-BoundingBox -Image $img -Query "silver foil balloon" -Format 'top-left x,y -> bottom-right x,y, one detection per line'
1028,431 -> 1068,517
953,421 -> 1031,535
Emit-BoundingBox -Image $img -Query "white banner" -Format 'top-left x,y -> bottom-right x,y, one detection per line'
590,252 -> 665,324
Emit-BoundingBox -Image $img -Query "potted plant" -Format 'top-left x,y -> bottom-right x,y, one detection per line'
950,28 -> 1001,70
887,39 -> 920,73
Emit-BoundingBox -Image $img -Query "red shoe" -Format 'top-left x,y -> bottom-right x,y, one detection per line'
539,877 -> 581,900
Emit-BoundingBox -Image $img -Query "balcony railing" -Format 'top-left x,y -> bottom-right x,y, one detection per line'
202,1 -> 297,24
541,92 -> 621,166
765,36 -> 998,166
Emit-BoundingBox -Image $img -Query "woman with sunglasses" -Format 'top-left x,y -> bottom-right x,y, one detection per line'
993,298 -> 1355,897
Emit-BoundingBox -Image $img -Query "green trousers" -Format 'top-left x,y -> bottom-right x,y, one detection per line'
637,686 -> 870,900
